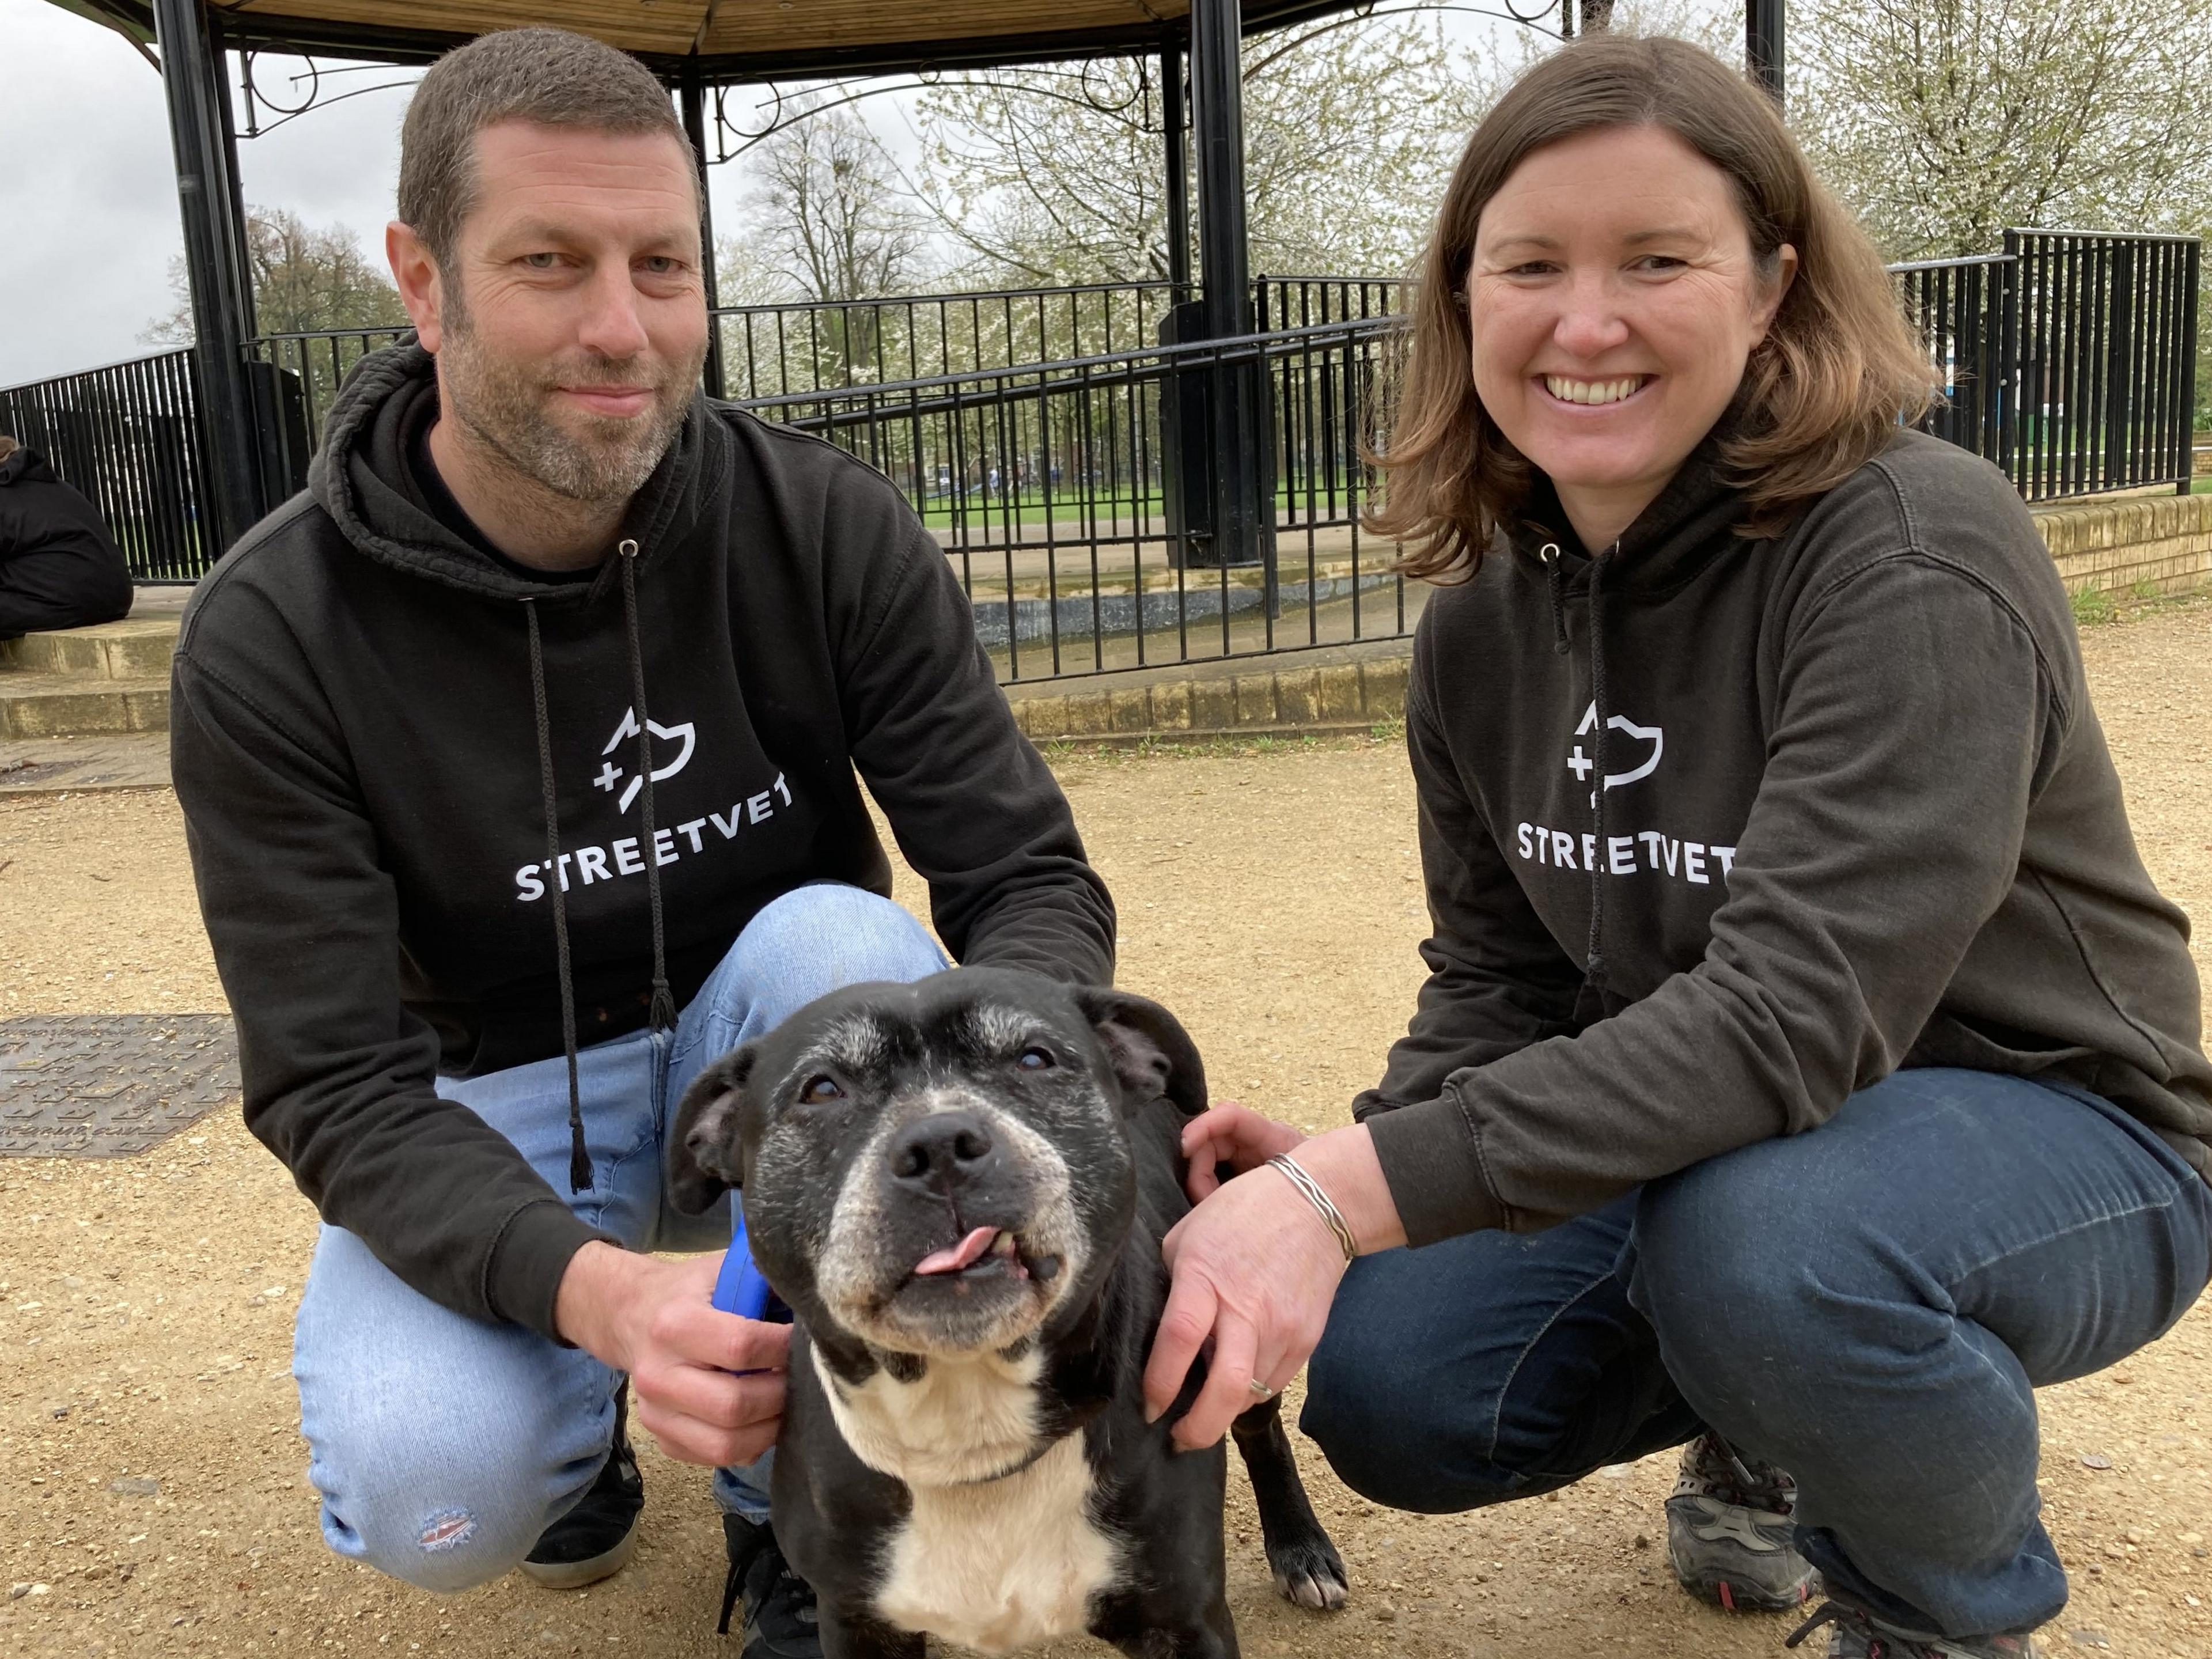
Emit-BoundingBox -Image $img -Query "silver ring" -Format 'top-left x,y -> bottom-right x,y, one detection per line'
1248,1378 -> 1277,1399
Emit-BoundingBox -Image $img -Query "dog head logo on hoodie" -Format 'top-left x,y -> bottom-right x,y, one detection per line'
593,706 -> 696,815
1567,702 -> 1662,807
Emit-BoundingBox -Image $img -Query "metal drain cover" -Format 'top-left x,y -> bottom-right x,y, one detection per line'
0,1015 -> 239,1158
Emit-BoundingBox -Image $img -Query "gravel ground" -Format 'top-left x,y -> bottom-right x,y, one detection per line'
3,603 -> 2210,1659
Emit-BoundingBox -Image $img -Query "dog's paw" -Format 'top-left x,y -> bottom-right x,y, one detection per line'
1268,1536 -> 1350,1611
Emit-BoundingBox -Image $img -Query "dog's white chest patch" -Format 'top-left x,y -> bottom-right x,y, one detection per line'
818,1344 -> 1122,1654
874,1435 -> 1120,1656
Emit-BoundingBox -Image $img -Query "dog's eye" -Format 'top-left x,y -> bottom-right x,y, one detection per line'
800,1074 -> 844,1103
1016,1047 -> 1056,1071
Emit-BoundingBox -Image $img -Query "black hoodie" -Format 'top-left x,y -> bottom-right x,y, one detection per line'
171,343 -> 1116,1339
1358,426 -> 2212,1243
0,446 -> 132,635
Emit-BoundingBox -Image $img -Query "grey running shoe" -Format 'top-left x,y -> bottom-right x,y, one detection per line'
1664,1432 -> 1817,1611
1786,1599 -> 2043,1657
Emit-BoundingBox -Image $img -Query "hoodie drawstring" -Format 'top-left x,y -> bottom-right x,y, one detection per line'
618,541 -> 678,1035
521,546 -> 676,1195
1584,549 -> 1613,995
1539,543 -> 1569,656
524,599 -> 594,1194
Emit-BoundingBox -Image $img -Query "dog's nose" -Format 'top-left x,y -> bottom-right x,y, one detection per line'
887,1112 -> 999,1192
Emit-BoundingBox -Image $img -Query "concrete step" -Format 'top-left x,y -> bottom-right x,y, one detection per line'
0,616 -> 181,680
0,673 -> 171,739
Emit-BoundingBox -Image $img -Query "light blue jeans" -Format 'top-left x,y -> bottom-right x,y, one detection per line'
291,884 -> 946,1593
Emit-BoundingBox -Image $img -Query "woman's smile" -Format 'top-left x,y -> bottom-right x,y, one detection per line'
1537,373 -> 1656,407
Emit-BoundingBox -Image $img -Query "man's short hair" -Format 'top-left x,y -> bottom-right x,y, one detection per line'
0,434 -> 17,462
397,27 -> 695,271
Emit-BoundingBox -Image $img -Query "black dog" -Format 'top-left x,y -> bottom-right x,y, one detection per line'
669,967 -> 1348,1659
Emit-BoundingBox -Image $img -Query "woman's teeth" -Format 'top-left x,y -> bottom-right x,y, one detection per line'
1544,376 -> 1645,406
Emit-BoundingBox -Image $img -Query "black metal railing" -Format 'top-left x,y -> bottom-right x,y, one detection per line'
0,348 -> 214,582
238,276 -> 1418,452
715,279 -> 1179,400
1891,230 -> 2200,498
3,236 -> 2197,641
736,318 -> 1413,683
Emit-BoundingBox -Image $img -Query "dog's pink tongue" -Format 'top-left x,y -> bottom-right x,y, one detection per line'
913,1227 -> 999,1277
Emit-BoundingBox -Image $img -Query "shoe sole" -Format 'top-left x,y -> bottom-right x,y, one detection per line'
519,1525 -> 638,1590
1671,1563 -> 1815,1612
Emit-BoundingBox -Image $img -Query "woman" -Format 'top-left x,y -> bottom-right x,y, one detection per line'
1143,35 -> 2211,1659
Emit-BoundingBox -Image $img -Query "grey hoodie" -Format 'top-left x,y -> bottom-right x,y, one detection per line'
1358,426 -> 2211,1243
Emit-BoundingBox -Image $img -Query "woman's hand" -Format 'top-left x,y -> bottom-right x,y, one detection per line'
1180,1101 -> 1308,1202
1143,1122 -> 1406,1452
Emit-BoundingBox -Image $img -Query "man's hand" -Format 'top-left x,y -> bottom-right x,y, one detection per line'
555,1241 -> 789,1467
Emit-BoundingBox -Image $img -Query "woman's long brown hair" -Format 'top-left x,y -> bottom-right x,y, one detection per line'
1368,33 -> 1938,579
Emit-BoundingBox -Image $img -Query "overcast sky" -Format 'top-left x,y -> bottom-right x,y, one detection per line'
0,0 -> 1735,389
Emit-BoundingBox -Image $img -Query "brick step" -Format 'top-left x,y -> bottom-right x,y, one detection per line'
0,673 -> 171,739
0,616 -> 181,680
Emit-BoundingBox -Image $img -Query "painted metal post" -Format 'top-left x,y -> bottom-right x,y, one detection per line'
1747,0 -> 1785,105
210,24 -> 257,343
1189,0 -> 1271,574
153,0 -> 263,554
1161,41 -> 1191,301
1190,0 -> 1251,346
2181,239 -> 2202,495
679,61 -> 728,401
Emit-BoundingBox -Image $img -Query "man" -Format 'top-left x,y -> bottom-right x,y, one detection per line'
169,29 -> 1115,1657
0,434 -> 133,639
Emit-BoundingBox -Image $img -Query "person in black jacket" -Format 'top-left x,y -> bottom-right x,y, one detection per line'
1141,37 -> 2210,1659
0,435 -> 132,638
169,29 -> 1113,1656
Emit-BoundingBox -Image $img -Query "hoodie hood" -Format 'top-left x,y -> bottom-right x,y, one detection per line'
1502,411 -> 1754,593
0,445 -> 60,489
307,335 -> 718,604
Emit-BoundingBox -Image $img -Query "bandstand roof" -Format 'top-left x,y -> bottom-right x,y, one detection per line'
48,0 -> 1371,76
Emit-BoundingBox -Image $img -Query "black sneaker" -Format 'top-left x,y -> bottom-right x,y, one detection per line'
719,1513 -> 823,1657
1786,1598 -> 2044,1657
1665,1431 -> 1817,1611
521,1384 -> 644,1589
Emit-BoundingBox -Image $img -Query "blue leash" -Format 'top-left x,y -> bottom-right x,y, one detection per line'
711,1211 -> 776,1323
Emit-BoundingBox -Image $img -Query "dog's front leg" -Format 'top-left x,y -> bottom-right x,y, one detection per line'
818,1607 -> 926,1659
1231,1395 -> 1349,1611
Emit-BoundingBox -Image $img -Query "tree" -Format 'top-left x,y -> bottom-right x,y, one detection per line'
912,14 -> 1478,293
145,205 -> 406,343
718,102 -> 930,389
744,102 -> 927,305
1788,0 -> 2212,260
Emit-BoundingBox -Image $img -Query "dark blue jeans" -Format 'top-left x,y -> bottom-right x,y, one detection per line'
1302,1069 -> 2211,1639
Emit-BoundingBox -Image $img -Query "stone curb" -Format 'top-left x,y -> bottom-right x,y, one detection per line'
1005,656 -> 1409,744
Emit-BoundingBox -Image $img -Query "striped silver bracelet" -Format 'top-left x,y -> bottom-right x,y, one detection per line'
1266,1154 -> 1358,1265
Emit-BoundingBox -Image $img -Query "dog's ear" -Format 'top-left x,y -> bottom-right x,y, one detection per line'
668,1045 -> 758,1214
1073,987 -> 1209,1118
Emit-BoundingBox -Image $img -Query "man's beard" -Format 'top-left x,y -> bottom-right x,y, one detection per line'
436,299 -> 704,506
